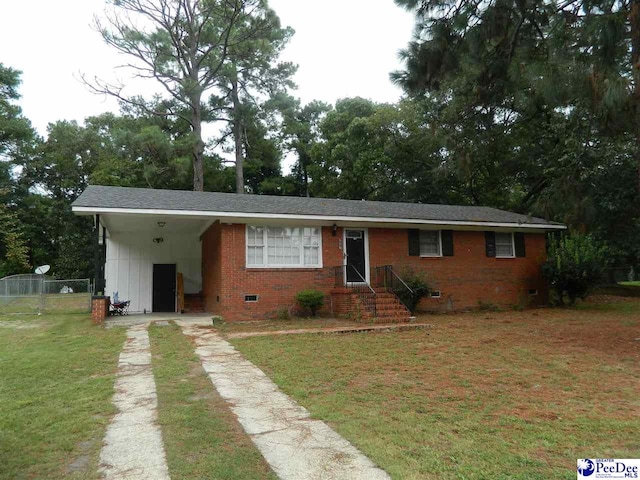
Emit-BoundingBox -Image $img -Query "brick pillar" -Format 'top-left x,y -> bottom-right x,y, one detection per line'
330,288 -> 353,316
91,296 -> 110,325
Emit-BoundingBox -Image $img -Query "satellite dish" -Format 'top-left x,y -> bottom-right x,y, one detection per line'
35,265 -> 50,275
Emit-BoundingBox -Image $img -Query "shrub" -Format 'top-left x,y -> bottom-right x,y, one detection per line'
295,289 -> 324,317
542,233 -> 609,305
275,307 -> 291,321
394,267 -> 430,313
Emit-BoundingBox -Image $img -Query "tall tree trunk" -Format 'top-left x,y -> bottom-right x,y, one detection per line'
231,78 -> 244,194
191,93 -> 205,192
632,0 -> 640,193
301,151 -> 310,197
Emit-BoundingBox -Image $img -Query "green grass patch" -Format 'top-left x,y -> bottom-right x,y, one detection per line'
618,281 -> 640,287
231,304 -> 640,480
0,294 -> 91,315
148,322 -> 276,479
0,315 -> 125,479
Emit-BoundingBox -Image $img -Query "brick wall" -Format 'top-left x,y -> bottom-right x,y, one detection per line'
200,223 -> 548,321
329,288 -> 356,317
202,223 -> 343,321
368,228 -> 548,311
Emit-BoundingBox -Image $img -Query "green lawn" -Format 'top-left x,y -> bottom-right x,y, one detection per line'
149,323 -> 276,479
0,315 -> 125,480
0,294 -> 91,315
618,281 -> 640,287
230,300 -> 640,479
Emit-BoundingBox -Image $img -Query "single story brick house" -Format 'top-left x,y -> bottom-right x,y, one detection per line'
72,185 -> 566,321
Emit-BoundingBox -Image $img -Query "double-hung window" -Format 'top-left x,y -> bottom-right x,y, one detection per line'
246,226 -> 265,266
247,226 -> 322,268
495,232 -> 515,258
419,230 -> 442,257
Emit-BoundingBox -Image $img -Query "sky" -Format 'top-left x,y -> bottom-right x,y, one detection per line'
1,0 -> 415,137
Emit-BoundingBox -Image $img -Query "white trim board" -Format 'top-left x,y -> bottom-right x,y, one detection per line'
343,228 -> 370,285
495,232 -> 516,258
245,225 -> 324,269
73,206 -> 566,231
419,229 -> 443,258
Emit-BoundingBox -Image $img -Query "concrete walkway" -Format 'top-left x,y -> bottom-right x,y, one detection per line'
99,325 -> 170,480
178,320 -> 391,480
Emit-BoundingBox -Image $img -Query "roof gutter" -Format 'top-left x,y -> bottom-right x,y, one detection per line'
72,206 -> 567,230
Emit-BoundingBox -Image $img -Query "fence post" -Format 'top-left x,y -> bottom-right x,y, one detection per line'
39,274 -> 44,315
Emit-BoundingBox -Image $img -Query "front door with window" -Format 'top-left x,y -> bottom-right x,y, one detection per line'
152,264 -> 176,312
344,229 -> 367,283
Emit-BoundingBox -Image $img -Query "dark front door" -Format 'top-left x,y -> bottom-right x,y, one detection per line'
345,229 -> 367,283
152,264 -> 176,312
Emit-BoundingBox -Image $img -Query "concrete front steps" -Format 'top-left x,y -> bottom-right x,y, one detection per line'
359,292 -> 412,323
331,288 -> 412,323
183,293 -> 206,313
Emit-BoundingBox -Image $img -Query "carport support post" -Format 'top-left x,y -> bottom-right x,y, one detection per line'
94,215 -> 106,295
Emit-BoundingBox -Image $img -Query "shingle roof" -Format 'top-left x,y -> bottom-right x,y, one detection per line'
72,185 -> 564,228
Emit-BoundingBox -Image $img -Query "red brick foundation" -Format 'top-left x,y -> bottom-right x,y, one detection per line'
91,296 -> 110,325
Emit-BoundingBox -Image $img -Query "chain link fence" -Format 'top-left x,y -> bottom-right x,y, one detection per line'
0,275 -> 92,315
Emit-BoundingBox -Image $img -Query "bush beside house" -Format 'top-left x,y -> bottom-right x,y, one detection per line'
542,234 -> 608,305
295,289 -> 324,317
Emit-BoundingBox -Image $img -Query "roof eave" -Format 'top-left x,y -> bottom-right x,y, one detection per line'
72,205 -> 567,231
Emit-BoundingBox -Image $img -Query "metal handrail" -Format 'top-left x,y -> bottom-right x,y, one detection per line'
345,264 -> 375,294
373,265 -> 415,312
385,266 -> 414,295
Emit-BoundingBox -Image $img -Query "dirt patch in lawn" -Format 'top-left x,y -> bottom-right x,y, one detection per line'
417,300 -> 639,356
216,317 -> 362,335
410,301 -> 640,421
0,320 -> 43,329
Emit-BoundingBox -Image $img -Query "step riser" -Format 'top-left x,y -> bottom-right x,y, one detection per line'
376,304 -> 407,310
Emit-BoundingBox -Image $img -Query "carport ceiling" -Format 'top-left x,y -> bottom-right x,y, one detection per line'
100,214 -> 212,234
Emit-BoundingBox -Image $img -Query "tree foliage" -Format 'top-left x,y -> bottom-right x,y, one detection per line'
0,64 -> 34,277
307,97 -> 458,203
0,64 -> 35,159
542,234 -> 609,304
91,0 -> 294,193
279,97 -> 331,197
3,0 -> 640,288
392,0 -> 640,266
209,5 -> 296,193
0,187 -> 30,278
